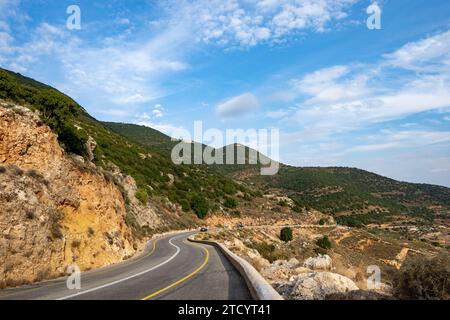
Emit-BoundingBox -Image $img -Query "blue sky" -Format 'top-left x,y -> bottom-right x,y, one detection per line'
1,0 -> 450,186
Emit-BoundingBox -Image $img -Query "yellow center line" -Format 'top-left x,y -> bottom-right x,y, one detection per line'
141,245 -> 209,300
148,239 -> 157,257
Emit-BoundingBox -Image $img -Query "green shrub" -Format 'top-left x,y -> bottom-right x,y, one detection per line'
316,235 -> 332,250
319,218 -> 326,226
393,254 -> 450,300
224,197 -> 238,209
135,188 -> 149,205
179,199 -> 190,212
0,166 -> 5,174
223,182 -> 236,195
280,227 -> 293,242
58,124 -> 88,156
191,195 -> 209,219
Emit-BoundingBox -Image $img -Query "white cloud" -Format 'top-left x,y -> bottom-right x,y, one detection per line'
349,130 -> 450,153
383,29 -> 450,71
167,0 -> 359,47
272,30 -> 450,134
216,92 -> 259,118
152,104 -> 164,118
135,120 -> 185,138
0,20 -> 190,114
265,108 -> 291,119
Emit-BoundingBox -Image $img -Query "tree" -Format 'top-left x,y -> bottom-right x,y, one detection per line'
224,197 -> 238,209
280,227 -> 293,242
316,235 -> 332,250
191,195 -> 209,219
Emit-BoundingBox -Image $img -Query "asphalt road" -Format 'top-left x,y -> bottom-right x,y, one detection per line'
0,232 -> 252,300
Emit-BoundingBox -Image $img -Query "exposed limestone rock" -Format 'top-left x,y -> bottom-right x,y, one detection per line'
223,238 -> 271,271
261,258 -> 301,282
274,272 -> 359,300
85,136 -> 97,162
167,173 -> 175,186
303,254 -> 333,271
0,104 -> 139,287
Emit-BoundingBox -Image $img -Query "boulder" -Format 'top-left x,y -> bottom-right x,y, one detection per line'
303,254 -> 332,271
261,258 -> 301,282
281,272 -> 359,300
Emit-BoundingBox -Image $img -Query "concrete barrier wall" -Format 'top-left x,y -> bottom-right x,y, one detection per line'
188,237 -> 283,300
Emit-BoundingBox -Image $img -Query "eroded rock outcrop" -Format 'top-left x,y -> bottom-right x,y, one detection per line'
303,254 -> 332,271
275,272 -> 359,300
0,104 -> 138,287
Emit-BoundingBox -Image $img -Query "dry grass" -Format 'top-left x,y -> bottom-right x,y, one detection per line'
393,253 -> 450,300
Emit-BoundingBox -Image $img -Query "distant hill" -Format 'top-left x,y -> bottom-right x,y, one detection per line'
103,122 -> 177,156
249,166 -> 449,225
101,120 -> 450,225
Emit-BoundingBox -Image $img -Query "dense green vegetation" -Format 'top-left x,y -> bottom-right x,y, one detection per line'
254,166 -> 449,224
103,122 -> 177,156
224,197 -> 238,209
280,227 -> 293,242
335,211 -> 392,228
316,235 -> 332,250
190,195 -> 209,219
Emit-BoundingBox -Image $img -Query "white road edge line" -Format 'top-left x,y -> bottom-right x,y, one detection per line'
56,233 -> 185,300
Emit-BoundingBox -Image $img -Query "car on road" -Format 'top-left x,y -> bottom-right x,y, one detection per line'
200,227 -> 208,232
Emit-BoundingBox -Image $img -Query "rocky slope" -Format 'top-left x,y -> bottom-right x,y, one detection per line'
0,103 -> 140,287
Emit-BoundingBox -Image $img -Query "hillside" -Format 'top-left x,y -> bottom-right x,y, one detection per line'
101,120 -> 450,227
103,122 -> 177,157
249,166 -> 450,226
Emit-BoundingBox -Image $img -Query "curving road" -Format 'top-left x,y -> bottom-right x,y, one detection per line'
0,232 -> 252,300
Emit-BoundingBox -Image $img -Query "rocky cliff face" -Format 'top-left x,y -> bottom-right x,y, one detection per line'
0,103 -> 139,287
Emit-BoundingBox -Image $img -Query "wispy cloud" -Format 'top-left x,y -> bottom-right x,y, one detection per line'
216,92 -> 259,118
0,17 -> 190,114
349,130 -> 450,153
273,30 -> 450,135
